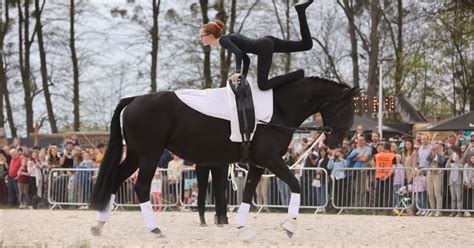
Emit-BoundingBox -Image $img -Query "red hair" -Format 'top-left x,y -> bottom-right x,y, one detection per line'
202,20 -> 225,38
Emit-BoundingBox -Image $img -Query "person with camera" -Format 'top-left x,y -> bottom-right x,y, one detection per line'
60,142 -> 75,169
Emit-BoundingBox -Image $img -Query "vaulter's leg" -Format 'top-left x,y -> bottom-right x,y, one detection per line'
134,153 -> 163,236
91,149 -> 140,236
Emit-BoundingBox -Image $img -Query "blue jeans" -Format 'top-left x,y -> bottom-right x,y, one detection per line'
276,178 -> 290,205
8,176 -> 19,207
417,191 -> 427,209
314,184 -> 326,207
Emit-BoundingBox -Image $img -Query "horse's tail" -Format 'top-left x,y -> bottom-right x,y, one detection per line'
90,96 -> 136,211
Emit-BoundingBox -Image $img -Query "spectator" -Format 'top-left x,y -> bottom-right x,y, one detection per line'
60,142 -> 75,169
151,167 -> 163,212
27,151 -> 42,205
71,134 -> 81,149
401,140 -> 417,184
370,132 -> 381,156
17,156 -> 30,209
426,144 -> 445,217
351,124 -> 364,142
392,154 -> 405,210
315,147 -> 329,209
77,151 -> 93,209
47,145 -> 61,170
0,153 -> 7,204
158,150 -> 173,201
417,134 -> 432,170
255,170 -> 270,206
374,142 -> 396,210
1,145 -> 12,165
277,149 -> 293,205
463,154 -> 474,217
95,143 -> 105,165
413,169 -> 428,215
352,135 -> 372,207
446,152 -> 463,217
328,149 -> 348,207
462,137 -> 474,164
7,149 -> 21,208
168,154 -> 184,204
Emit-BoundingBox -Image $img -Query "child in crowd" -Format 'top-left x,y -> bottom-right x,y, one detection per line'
328,149 -> 348,207
151,167 -> 163,212
413,169 -> 427,216
447,152 -> 464,217
393,155 -> 405,209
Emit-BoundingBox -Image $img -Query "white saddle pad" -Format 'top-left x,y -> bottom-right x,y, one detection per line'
175,80 -> 273,142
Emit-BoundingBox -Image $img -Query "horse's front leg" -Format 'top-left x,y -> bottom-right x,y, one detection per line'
235,164 -> 264,239
265,158 -> 301,238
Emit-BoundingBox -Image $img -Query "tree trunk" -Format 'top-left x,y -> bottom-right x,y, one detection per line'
220,0 -> 237,87
393,0 -> 403,93
3,82 -> 17,138
366,0 -> 380,99
338,0 -> 360,91
199,0 -> 212,89
284,0 -> 291,73
0,1 -> 10,128
18,0 -> 35,136
35,0 -> 57,133
70,0 -> 80,131
150,0 -> 161,93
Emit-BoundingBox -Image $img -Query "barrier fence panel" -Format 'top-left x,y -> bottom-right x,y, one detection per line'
48,168 -> 180,210
178,166 -> 247,210
48,168 -> 96,209
414,167 -> 474,217
331,167 -> 415,214
252,167 -> 329,213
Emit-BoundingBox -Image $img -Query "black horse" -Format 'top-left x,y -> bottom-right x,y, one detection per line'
90,76 -> 357,238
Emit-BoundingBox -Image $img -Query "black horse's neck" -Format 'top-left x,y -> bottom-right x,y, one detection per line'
272,77 -> 350,128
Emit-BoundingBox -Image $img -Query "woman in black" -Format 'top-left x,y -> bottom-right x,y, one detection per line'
195,164 -> 229,227
199,0 -> 313,90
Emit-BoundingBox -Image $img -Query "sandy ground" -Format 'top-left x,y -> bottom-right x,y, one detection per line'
1,209 -> 473,247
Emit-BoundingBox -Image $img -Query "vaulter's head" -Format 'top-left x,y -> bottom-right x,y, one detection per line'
200,20 -> 225,46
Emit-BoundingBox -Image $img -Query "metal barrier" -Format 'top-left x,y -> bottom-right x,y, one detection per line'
47,168 -> 180,210
178,166 -> 247,211
414,167 -> 474,217
330,167 -> 414,214
252,167 -> 329,213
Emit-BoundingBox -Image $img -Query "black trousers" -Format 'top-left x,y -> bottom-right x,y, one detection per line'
375,177 -> 394,208
196,165 -> 229,217
253,8 -> 312,90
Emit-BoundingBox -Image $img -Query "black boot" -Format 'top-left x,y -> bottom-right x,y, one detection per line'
295,0 -> 313,12
200,214 -> 207,227
214,214 -> 224,227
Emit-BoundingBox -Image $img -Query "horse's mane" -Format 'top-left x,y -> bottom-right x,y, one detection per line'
307,76 -> 351,89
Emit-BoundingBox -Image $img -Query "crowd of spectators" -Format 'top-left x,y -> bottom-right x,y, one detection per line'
1,128 -> 473,218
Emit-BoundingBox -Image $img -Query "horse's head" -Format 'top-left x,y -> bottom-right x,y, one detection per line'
319,87 -> 358,149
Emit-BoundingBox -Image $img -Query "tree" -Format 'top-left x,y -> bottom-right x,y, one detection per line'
35,0 -> 58,133
69,0 -> 80,131
150,0 -> 161,93
17,0 -> 36,136
199,0 -> 212,89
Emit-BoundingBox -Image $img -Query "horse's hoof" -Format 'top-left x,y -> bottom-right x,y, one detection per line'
151,227 -> 166,238
237,226 -> 256,240
90,226 -> 102,236
280,218 -> 297,238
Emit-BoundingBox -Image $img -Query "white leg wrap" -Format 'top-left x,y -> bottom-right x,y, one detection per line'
140,201 -> 158,232
288,193 -> 300,219
236,202 -> 251,228
96,194 -> 116,222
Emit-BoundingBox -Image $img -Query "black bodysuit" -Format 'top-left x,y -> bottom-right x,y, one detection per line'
218,6 -> 313,90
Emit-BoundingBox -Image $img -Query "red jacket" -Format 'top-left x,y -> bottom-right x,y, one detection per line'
8,156 -> 22,177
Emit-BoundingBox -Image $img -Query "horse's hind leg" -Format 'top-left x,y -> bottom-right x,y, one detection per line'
91,149 -> 140,236
134,153 -> 164,236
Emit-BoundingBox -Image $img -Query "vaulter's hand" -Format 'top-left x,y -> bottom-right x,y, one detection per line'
231,72 -> 241,82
